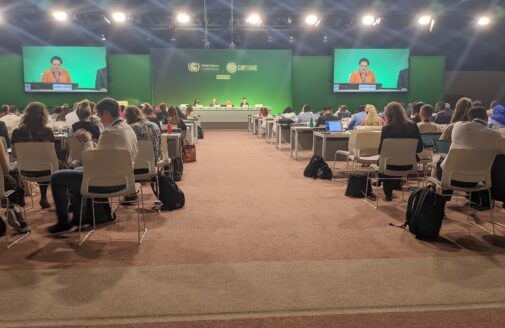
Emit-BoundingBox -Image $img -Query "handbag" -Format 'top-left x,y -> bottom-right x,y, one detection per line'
183,144 -> 196,163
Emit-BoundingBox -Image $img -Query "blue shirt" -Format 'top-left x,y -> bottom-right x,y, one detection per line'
347,111 -> 366,130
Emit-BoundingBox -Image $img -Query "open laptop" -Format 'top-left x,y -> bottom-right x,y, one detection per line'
325,120 -> 343,132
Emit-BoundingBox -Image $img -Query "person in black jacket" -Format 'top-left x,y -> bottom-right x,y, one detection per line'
316,106 -> 338,126
0,120 -> 10,149
379,102 -> 423,201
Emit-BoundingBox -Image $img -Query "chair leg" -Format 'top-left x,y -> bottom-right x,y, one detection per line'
137,188 -> 147,245
489,189 -> 495,235
78,197 -> 95,246
4,198 -> 30,249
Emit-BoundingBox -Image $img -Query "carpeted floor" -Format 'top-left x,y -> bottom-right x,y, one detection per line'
1,130 -> 505,327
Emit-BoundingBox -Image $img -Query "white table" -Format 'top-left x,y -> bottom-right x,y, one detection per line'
193,107 -> 271,129
184,122 -> 195,145
161,133 -> 182,159
312,131 -> 351,161
290,126 -> 315,160
264,119 -> 275,143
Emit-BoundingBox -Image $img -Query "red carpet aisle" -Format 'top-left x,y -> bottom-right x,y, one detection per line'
1,131 -> 505,327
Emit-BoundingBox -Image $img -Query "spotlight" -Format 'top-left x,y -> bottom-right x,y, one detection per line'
477,16 -> 491,26
267,35 -> 273,42
245,13 -> 262,26
112,12 -> 126,23
101,34 -> 106,41
52,10 -> 68,22
289,35 -> 295,43
305,14 -> 320,27
418,15 -> 432,26
322,35 -> 328,43
362,15 -> 375,26
177,12 -> 190,24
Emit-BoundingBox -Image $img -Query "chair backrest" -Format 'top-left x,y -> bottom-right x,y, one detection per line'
0,136 -> 8,159
346,130 -> 359,156
420,133 -> 442,148
67,136 -> 84,163
356,125 -> 382,131
441,149 -> 496,188
354,131 -> 381,157
134,140 -> 156,175
15,142 -> 59,173
81,149 -> 136,195
433,139 -> 451,156
49,121 -> 68,132
378,138 -> 419,176
0,159 -> 6,198
498,128 -> 505,137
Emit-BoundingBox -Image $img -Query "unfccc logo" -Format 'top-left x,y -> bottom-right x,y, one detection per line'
226,62 -> 237,74
188,62 -> 200,72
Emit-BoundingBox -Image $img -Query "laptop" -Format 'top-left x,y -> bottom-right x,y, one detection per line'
325,120 -> 343,132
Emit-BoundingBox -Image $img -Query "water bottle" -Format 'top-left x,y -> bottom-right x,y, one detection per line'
309,118 -> 314,127
167,123 -> 172,133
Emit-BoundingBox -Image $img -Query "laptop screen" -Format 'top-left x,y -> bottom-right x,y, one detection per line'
326,120 -> 343,132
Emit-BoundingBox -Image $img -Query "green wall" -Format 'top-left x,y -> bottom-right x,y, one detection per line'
293,56 -> 445,113
0,54 -> 152,109
0,53 -> 444,114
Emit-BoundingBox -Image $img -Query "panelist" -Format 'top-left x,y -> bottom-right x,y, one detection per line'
349,58 -> 376,84
209,98 -> 219,107
240,97 -> 249,108
225,99 -> 234,107
41,56 -> 72,83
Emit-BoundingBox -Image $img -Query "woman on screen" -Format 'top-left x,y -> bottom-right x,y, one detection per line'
349,58 -> 376,84
41,56 -> 72,84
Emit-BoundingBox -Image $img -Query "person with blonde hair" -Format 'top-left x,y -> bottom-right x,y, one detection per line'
361,104 -> 384,126
71,99 -> 101,140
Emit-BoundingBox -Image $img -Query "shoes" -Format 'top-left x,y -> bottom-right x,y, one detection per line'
372,181 -> 382,187
385,195 -> 393,202
39,199 -> 51,209
366,193 -> 377,201
48,223 -> 72,234
7,209 -> 30,233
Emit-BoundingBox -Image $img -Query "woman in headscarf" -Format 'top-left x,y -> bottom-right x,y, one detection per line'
361,104 -> 384,126
489,104 -> 505,129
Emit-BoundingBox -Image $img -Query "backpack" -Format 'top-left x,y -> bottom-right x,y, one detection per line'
316,163 -> 333,180
197,126 -> 204,139
345,174 -> 372,198
172,157 -> 184,182
81,198 -> 115,225
158,174 -> 185,211
304,155 -> 327,179
278,118 -> 294,125
395,188 -> 446,240
183,145 -> 196,163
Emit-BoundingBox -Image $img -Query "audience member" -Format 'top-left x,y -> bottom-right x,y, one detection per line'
0,104 -> 9,118
11,102 -> 55,209
336,105 -> 351,120
316,107 -> 338,126
433,102 -> 453,124
417,104 -> 442,133
125,105 -> 162,161
361,104 -> 384,127
142,103 -> 160,128
71,99 -> 101,140
281,107 -> 297,119
168,106 -> 187,133
487,100 -> 499,117
296,105 -> 316,123
156,103 -> 169,124
0,120 -> 10,148
379,102 -> 423,201
88,101 -> 103,130
186,105 -> 199,120
65,102 -> 79,127
347,105 -> 366,130
411,101 -> 424,124
56,104 -> 69,122
440,97 -> 472,140
49,98 -> 138,234
488,105 -> 505,129
1,105 -> 21,136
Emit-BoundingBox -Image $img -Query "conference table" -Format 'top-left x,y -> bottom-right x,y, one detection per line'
312,131 -> 350,161
290,126 -> 315,160
193,107 -> 271,129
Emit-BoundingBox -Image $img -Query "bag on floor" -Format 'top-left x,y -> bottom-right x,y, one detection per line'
316,164 -> 333,180
197,126 -> 204,139
158,174 -> 185,211
345,174 -> 372,198
304,155 -> 327,179
491,154 -> 505,203
172,157 -> 184,181
81,198 -> 114,225
396,188 -> 446,240
183,145 -> 196,163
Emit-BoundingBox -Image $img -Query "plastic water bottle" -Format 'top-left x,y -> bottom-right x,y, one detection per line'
167,123 -> 172,133
309,118 -> 314,127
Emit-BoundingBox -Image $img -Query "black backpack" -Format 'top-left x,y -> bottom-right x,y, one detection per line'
316,163 -> 333,180
345,174 -> 372,198
396,188 -> 446,240
172,157 -> 184,182
158,174 -> 185,211
304,155 -> 328,179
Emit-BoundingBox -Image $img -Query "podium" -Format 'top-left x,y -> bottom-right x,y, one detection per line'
333,83 -> 382,92
24,82 -> 79,92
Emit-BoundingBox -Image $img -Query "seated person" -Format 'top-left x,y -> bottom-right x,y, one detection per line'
336,105 -> 351,120
225,99 -> 234,107
281,107 -> 297,119
411,101 -> 423,124
379,102 -> 423,201
296,105 -> 316,123
71,99 -> 101,140
125,105 -> 162,162
417,104 -> 442,134
316,107 -> 338,126
186,105 -> 198,120
361,104 -> 384,127
142,103 -> 161,129
488,105 -> 505,129
240,97 -> 249,108
209,99 -> 219,107
347,105 -> 366,130
156,103 -> 169,124
433,102 -> 453,125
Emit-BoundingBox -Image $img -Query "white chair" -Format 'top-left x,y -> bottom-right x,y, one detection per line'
366,138 -> 420,208
334,130 -> 381,170
428,148 -> 498,234
78,149 -> 147,246
0,137 -> 8,160
14,142 -> 59,208
356,125 -> 382,131
134,140 -> 161,211
67,136 -> 84,168
0,164 -> 30,249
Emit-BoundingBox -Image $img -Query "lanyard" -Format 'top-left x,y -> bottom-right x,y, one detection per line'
360,72 -> 368,83
52,70 -> 61,83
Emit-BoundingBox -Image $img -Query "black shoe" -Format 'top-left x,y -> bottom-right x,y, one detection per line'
14,209 -> 30,233
39,199 -> 51,209
385,195 -> 393,202
367,193 -> 377,201
372,181 -> 382,187
48,223 -> 72,234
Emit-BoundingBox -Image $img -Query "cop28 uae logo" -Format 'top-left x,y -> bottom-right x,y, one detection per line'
226,62 -> 237,74
187,62 -> 200,72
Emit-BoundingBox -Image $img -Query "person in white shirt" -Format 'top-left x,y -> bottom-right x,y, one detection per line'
0,105 -> 21,136
296,105 -> 316,123
417,104 -> 442,134
49,98 -> 138,234
65,102 -> 79,127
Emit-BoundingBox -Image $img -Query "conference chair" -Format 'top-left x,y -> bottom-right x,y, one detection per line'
66,136 -> 84,168
334,130 -> 381,172
0,137 -> 8,160
134,140 -> 161,212
0,164 -> 30,249
427,149 -> 498,234
14,142 -> 59,209
418,133 -> 442,182
78,149 -> 147,246
366,138 -> 420,208
356,125 -> 382,131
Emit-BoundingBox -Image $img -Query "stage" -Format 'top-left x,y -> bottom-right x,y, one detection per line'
194,107 -> 270,129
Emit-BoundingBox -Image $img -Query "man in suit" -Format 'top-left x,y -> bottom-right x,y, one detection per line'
95,67 -> 108,91
396,68 -> 409,90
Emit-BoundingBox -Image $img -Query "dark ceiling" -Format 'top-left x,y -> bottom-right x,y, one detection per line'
1,0 -> 504,70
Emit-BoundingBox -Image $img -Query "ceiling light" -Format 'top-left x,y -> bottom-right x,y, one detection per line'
362,15 -> 375,26
305,14 -> 320,27
177,12 -> 190,24
112,12 -> 126,23
246,13 -> 262,26
477,16 -> 491,26
52,11 -> 68,22
418,15 -> 432,26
